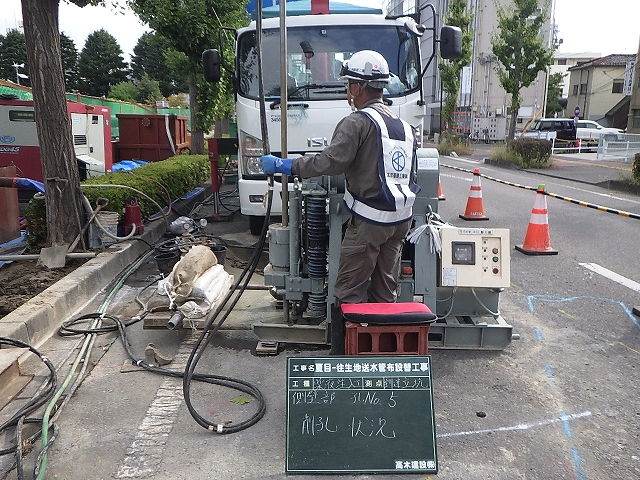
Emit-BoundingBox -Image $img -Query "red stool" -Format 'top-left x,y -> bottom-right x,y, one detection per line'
340,303 -> 436,356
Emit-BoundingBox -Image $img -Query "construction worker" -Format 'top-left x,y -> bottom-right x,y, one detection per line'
261,50 -> 420,353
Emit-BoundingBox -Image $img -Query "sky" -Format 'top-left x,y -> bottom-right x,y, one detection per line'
1,0 -> 639,62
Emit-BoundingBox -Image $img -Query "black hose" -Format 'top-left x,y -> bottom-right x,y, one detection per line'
0,338 -> 57,478
181,182 -> 273,433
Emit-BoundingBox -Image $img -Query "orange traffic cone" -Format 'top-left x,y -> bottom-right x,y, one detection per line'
515,184 -> 558,255
438,174 -> 446,201
459,168 -> 489,220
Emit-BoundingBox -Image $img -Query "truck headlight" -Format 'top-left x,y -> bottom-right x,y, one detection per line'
240,130 -> 265,176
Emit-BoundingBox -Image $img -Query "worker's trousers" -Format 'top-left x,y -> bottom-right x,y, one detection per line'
333,215 -> 411,305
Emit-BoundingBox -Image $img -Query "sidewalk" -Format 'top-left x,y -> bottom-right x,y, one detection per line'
428,141 -> 639,194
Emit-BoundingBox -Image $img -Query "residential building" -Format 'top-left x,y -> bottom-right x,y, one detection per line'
566,53 -> 636,129
550,51 -> 600,101
626,38 -> 640,133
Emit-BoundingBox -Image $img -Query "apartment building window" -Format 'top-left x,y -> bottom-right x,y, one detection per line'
557,59 -> 567,65
572,85 -> 579,96
612,80 -> 624,94
579,83 -> 588,94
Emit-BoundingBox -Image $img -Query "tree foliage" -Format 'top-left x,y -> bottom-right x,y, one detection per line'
438,0 -> 473,134
545,71 -> 564,117
131,32 -> 188,97
60,33 -> 80,92
109,81 -> 139,102
491,0 -> 554,139
78,29 -> 129,97
127,0 -> 249,153
0,29 -> 30,86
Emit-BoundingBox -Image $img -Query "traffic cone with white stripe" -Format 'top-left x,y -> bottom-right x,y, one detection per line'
438,173 -> 445,201
459,168 -> 489,220
515,184 -> 558,255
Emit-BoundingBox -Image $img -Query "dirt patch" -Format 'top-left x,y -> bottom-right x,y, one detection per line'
0,258 -> 88,319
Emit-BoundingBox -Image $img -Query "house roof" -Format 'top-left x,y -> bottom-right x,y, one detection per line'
568,54 -> 637,71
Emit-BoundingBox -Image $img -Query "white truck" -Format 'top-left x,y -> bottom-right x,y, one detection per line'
204,3 -> 460,233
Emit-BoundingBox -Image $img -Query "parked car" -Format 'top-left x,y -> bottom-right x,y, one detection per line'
575,120 -> 623,141
520,118 -> 576,140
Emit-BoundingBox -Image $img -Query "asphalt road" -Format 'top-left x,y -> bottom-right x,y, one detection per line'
2,151 -> 640,479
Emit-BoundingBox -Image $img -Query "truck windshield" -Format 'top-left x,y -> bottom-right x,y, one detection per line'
237,24 -> 420,100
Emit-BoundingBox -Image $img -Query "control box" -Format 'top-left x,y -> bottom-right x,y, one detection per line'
439,227 -> 510,288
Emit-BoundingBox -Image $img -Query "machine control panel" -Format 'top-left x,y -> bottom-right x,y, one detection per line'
439,227 -> 510,288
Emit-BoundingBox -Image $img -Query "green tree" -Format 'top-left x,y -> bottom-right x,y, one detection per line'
128,0 -> 248,154
78,29 -> 129,97
137,72 -> 164,103
491,0 -> 554,140
545,71 -> 564,117
131,32 -> 188,96
0,29 -> 29,86
438,0 -> 473,134
109,81 -> 140,102
60,33 -> 79,92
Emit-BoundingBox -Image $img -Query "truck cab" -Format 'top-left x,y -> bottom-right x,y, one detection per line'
218,13 -> 427,233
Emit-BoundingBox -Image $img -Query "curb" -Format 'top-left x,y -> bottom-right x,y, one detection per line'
1,185 -> 212,350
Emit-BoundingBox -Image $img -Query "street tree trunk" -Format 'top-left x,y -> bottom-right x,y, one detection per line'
21,0 -> 84,248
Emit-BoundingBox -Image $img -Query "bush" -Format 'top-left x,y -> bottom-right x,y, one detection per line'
25,154 -> 211,245
491,143 -> 523,165
510,138 -> 552,168
81,154 -> 210,217
437,131 -> 473,156
633,153 -> 640,183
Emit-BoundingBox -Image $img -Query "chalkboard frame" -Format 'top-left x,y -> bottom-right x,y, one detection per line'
285,355 -> 437,474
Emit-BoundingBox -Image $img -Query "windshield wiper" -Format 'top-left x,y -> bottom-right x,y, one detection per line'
269,83 -> 346,108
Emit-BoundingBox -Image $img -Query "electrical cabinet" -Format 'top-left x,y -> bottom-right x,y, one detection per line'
439,227 -> 510,288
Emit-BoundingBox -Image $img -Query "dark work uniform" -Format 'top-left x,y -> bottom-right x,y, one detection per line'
292,98 -> 419,304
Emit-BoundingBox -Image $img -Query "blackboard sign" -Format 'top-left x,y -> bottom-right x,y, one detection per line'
286,356 -> 437,474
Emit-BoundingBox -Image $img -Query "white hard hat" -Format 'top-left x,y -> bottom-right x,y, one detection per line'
340,50 -> 389,88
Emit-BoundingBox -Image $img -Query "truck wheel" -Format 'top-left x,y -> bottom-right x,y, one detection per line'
249,215 -> 266,235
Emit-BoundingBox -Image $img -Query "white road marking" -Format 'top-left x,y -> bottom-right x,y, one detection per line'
580,263 -> 640,293
114,333 -> 198,478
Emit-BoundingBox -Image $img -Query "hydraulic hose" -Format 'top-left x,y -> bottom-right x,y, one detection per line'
182,181 -> 273,433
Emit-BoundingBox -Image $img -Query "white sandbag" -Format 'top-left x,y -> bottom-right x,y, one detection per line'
191,264 -> 224,297
169,245 -> 217,299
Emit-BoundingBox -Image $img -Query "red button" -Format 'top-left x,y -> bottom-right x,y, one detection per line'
401,266 -> 413,275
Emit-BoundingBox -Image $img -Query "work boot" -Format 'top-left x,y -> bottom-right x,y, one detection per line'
329,304 -> 344,355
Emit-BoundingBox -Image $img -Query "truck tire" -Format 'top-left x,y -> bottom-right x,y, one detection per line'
249,215 -> 266,235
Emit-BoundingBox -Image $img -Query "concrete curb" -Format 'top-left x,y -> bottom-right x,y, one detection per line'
1,185 -> 212,350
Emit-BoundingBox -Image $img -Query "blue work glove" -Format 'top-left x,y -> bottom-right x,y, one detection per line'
260,155 -> 293,175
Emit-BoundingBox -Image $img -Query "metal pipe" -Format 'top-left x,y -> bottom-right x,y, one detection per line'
0,253 -> 97,261
167,312 -> 184,330
279,0 -> 289,227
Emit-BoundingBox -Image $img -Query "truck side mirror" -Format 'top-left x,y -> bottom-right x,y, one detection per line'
439,26 -> 462,60
203,49 -> 221,83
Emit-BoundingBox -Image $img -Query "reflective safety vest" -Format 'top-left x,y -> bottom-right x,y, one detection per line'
343,106 -> 420,225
